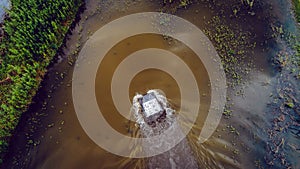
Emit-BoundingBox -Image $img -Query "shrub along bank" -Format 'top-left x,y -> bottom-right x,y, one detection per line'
293,0 -> 300,23
292,0 -> 300,75
0,0 -> 82,163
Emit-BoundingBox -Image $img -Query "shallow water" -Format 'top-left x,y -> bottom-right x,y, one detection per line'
2,0 -> 299,169
0,0 -> 9,22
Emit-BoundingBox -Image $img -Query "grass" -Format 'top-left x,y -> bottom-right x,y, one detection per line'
292,0 -> 300,79
293,0 -> 300,23
0,0 -> 83,164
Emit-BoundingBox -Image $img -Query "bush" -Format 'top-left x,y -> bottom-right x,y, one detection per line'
0,0 -> 83,163
293,0 -> 300,23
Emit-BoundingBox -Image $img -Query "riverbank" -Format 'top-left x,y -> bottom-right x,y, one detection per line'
0,0 -> 83,164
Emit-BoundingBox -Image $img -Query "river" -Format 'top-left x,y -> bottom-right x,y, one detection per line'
1,0 -> 299,169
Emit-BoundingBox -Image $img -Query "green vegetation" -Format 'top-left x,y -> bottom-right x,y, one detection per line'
293,0 -> 300,23
292,0 -> 300,78
0,0 -> 83,163
162,0 -> 191,10
203,16 -> 255,88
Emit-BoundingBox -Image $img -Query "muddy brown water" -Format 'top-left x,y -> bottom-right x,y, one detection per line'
95,33 -> 211,136
2,0 -> 299,169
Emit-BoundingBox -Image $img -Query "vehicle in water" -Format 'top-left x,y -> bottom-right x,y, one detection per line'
131,89 -> 199,169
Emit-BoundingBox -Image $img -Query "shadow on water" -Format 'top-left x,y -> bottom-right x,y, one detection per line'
2,0 -> 299,169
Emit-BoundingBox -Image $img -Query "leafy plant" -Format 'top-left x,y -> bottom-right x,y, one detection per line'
293,0 -> 300,23
0,0 -> 83,164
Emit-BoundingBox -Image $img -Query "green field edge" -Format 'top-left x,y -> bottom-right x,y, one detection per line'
0,0 -> 83,164
293,0 -> 300,64
293,0 -> 300,23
